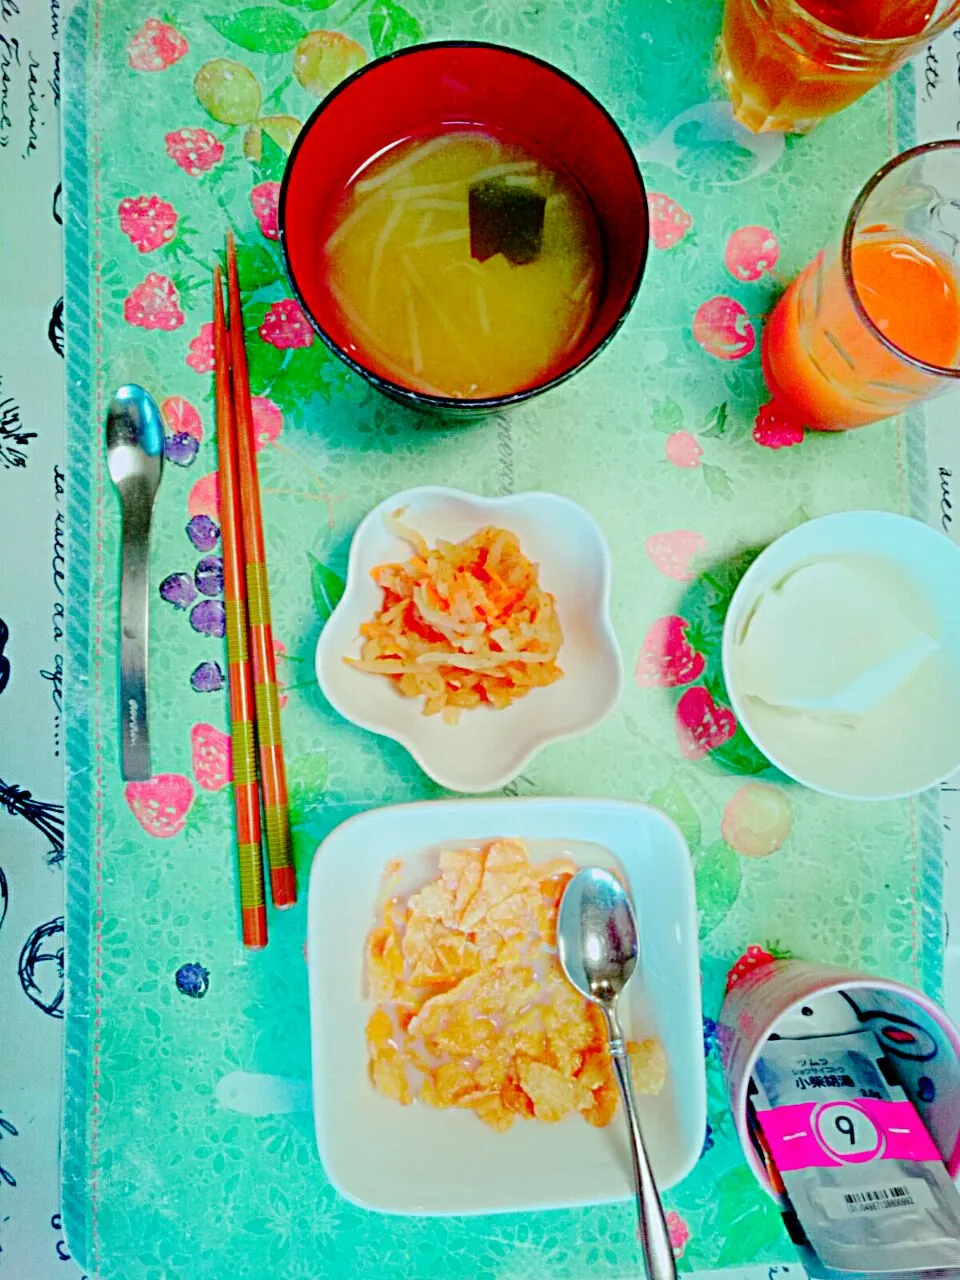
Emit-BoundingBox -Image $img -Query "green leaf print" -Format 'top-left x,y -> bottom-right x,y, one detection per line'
271,342 -> 332,413
256,133 -> 288,185
208,8 -> 308,54
713,1166 -> 788,1266
279,0 -> 338,8
694,840 -> 741,937
369,0 -> 423,55
709,725 -> 770,775
231,243 -> 282,290
242,300 -> 286,392
651,396 -> 683,433
701,462 -> 733,499
286,750 -> 329,825
246,337 -> 286,395
699,401 -> 728,438
309,553 -> 345,623
650,778 -> 701,851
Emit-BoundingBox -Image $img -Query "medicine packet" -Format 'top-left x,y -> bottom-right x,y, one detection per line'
751,1030 -> 960,1276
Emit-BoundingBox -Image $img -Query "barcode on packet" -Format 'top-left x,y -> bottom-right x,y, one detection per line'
843,1187 -> 914,1213
821,1179 -> 936,1221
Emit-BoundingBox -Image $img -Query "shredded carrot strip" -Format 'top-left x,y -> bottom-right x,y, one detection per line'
346,509 -> 564,721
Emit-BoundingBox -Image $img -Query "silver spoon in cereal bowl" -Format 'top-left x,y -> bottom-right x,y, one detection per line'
557,867 -> 676,1280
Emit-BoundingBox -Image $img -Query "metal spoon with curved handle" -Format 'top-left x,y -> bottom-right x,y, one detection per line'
106,385 -> 165,781
557,867 -> 677,1280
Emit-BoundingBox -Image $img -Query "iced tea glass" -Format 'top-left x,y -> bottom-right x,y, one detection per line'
718,0 -> 960,134
762,142 -> 960,430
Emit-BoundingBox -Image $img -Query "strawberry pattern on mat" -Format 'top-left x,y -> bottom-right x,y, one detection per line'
67,1 -> 927,1276
645,530 -> 707,581
125,773 -> 195,837
123,272 -> 185,330
190,723 -> 232,791
635,616 -> 705,688
127,18 -> 188,72
675,686 -> 737,759
648,192 -> 693,250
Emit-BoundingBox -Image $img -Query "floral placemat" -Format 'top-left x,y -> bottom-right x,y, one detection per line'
62,0 -> 941,1275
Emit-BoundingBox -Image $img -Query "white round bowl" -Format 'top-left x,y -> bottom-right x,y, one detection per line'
316,486 -> 622,792
721,511 -> 960,800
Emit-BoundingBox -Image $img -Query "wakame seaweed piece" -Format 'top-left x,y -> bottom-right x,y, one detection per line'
468,177 -> 547,266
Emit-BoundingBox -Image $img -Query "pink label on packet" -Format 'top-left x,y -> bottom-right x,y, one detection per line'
757,1099 -> 941,1172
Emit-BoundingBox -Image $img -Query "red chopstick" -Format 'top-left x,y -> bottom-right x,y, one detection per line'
213,267 -> 268,949
225,232 -> 296,910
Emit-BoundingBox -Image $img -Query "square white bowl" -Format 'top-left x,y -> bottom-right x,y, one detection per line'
315,487 -> 622,793
307,797 -> 706,1216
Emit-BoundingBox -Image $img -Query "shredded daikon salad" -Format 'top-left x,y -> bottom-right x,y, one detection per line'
347,511 -> 564,722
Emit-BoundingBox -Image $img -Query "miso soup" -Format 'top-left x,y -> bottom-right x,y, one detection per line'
322,129 -> 604,400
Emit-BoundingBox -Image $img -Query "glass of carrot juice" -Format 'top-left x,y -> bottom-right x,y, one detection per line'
718,0 -> 960,135
762,142 -> 960,431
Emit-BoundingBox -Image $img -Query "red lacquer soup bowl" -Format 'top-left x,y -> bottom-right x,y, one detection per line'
279,41 -> 648,415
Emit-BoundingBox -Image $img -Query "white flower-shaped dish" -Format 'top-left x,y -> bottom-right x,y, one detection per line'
315,487 -> 622,792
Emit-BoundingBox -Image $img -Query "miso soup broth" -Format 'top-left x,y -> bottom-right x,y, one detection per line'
321,129 -> 604,399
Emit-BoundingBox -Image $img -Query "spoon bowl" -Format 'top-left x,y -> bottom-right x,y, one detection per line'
557,866 -> 638,1006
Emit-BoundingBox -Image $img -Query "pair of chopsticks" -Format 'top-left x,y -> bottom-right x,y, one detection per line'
214,234 -> 296,949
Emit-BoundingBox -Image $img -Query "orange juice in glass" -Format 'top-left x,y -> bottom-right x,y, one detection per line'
718,0 -> 960,134
762,143 -> 960,431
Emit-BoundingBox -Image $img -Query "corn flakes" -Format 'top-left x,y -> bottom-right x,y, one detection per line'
364,839 -> 666,1131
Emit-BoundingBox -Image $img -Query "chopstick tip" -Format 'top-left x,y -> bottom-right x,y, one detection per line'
271,866 -> 298,910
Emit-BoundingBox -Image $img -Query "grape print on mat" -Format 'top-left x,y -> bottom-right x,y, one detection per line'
195,555 -> 224,597
191,661 -> 224,693
160,573 -> 197,611
165,433 -> 199,467
175,962 -> 210,998
191,600 -> 226,637
159,508 -> 227,675
187,515 -> 220,552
